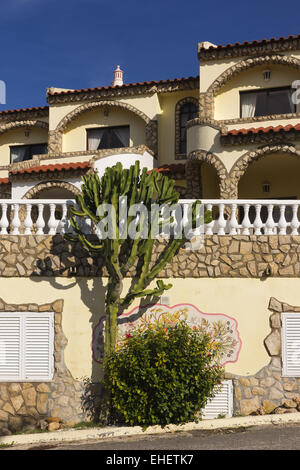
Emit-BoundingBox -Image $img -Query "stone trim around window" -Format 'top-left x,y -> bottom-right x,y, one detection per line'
0,297 -> 86,434
227,297 -> 300,416
214,53 -> 300,96
175,97 -> 199,160
0,120 -> 49,136
48,101 -> 158,156
199,55 -> 300,121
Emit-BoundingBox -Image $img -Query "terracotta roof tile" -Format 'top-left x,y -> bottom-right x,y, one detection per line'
152,164 -> 186,174
11,161 -> 90,176
47,76 -> 199,97
0,177 -> 9,185
0,106 -> 49,116
198,34 -> 300,53
224,124 -> 300,137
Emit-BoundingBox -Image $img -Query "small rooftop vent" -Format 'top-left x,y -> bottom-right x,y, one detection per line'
112,65 -> 124,87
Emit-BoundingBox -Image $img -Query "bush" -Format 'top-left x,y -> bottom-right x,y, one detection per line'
104,321 -> 224,426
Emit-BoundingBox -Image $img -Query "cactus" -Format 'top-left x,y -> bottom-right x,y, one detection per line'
65,161 -> 211,356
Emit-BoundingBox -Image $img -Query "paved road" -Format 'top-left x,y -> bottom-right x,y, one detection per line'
10,423 -> 300,450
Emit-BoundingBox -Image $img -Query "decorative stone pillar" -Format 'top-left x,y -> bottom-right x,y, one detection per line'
227,297 -> 300,416
145,119 -> 158,156
199,92 -> 214,119
186,150 -> 230,199
0,298 -> 88,435
48,131 -> 62,154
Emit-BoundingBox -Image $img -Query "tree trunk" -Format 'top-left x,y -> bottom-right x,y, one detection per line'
104,279 -> 122,356
104,302 -> 119,356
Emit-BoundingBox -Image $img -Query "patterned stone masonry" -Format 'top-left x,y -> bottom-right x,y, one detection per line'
227,297 -> 300,416
49,100 -> 158,156
0,234 -> 300,279
196,53 -> 300,123
174,97 -> 199,160
186,150 -> 229,199
186,144 -> 300,200
0,298 -> 86,435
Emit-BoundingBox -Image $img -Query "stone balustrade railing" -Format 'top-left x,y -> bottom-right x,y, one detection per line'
0,199 -> 300,236
0,199 -> 77,235
181,199 -> 300,236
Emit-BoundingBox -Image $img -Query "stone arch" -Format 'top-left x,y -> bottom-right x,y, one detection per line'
228,144 -> 300,199
49,100 -> 158,155
208,54 -> 300,95
0,120 -> 48,136
175,97 -> 198,158
186,150 -> 229,199
200,55 -> 300,120
22,180 -> 80,199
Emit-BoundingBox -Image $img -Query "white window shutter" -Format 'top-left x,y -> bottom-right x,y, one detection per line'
24,313 -> 54,381
202,380 -> 233,419
0,312 -> 54,381
282,313 -> 300,377
0,314 -> 21,380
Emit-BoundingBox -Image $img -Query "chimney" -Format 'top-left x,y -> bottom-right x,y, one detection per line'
112,65 -> 124,87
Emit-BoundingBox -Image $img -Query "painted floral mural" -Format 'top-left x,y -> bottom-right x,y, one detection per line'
92,303 -> 242,365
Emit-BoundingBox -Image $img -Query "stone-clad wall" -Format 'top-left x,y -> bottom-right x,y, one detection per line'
0,298 -> 86,435
1,234 -> 300,430
0,234 -> 299,279
227,297 -> 300,416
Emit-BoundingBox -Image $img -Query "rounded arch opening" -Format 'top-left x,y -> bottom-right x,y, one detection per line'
238,152 -> 300,200
186,150 -> 229,199
23,181 -> 80,200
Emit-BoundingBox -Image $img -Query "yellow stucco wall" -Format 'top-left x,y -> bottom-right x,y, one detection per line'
0,128 -> 49,166
1,276 -> 300,382
200,50 -> 300,93
239,152 -> 300,199
214,64 -> 300,121
201,162 -> 220,198
49,95 -> 161,131
157,90 -> 199,165
62,108 -> 146,153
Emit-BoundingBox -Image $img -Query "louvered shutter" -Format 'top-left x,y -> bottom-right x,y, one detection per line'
202,380 -> 233,419
282,313 -> 300,377
24,313 -> 54,381
0,314 -> 21,380
0,312 -> 54,381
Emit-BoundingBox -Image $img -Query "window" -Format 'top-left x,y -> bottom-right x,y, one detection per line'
0,312 -> 54,381
87,126 -> 130,151
282,313 -> 300,377
179,102 -> 198,154
10,143 -> 48,164
240,87 -> 296,118
202,380 -> 233,419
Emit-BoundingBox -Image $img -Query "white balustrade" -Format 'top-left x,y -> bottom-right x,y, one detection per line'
179,199 -> 300,236
0,199 -> 76,236
0,198 -> 298,236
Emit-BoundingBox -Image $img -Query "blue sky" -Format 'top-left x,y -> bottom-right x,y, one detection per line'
0,0 -> 299,111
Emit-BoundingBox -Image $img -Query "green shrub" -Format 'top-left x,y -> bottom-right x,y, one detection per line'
104,321 -> 224,426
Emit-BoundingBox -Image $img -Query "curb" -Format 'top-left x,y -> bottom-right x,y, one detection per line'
1,413 -> 300,447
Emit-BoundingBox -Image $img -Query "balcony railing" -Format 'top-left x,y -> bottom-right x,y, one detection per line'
0,199 -> 300,236
181,199 -> 300,236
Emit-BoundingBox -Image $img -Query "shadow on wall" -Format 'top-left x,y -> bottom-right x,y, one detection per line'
29,235 -> 160,422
